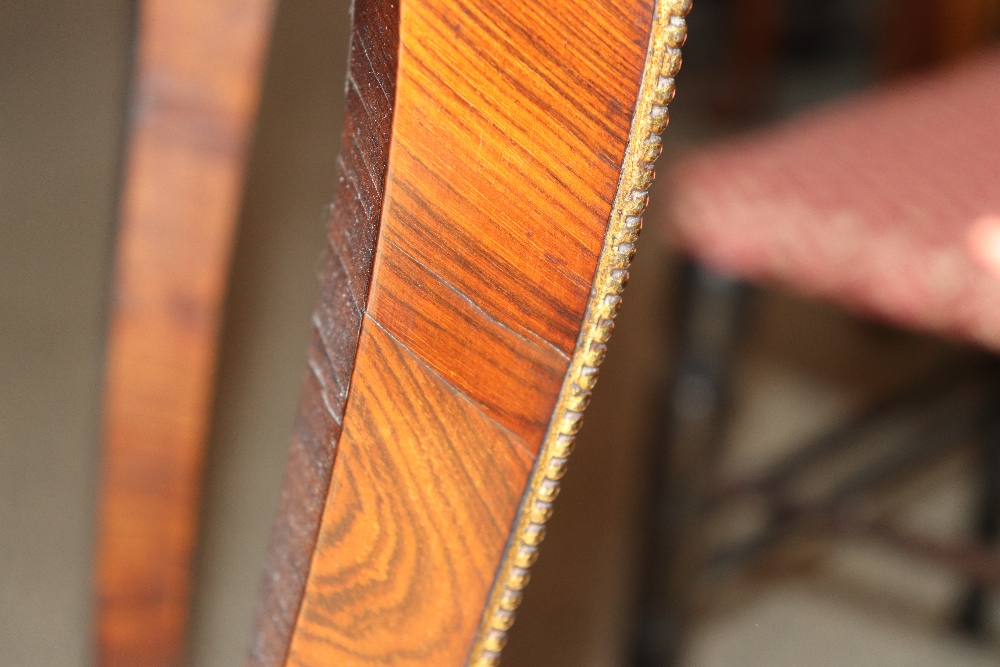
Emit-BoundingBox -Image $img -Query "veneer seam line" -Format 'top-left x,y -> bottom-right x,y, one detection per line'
383,241 -> 571,362
466,2 -> 690,664
276,0 -> 406,657
365,314 -> 537,460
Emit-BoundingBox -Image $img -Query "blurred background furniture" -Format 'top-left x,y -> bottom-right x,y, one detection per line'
718,0 -> 1000,116
636,32 -> 1000,667
94,2 -> 276,665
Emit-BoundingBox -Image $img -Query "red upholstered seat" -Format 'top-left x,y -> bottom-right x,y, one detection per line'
665,47 -> 1000,351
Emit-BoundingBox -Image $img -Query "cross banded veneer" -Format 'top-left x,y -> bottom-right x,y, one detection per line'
96,1 -> 692,665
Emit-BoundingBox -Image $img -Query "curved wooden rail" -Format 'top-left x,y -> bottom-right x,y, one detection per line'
95,1 -> 276,665
248,0 -> 690,665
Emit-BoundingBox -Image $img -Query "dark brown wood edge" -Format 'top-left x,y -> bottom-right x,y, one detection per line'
244,1 -> 400,664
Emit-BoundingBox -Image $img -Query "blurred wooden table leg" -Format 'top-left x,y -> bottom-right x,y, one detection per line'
95,2 -> 276,665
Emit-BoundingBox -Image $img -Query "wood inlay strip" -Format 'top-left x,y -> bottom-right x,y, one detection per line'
246,1 -> 400,664
267,0 -> 658,664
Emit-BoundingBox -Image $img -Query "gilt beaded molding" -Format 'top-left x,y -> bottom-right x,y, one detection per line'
466,1 -> 691,664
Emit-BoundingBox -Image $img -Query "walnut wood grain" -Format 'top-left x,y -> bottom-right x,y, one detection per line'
286,320 -> 534,666
245,1 -> 400,665
376,0 -> 651,354
366,241 -> 568,445
248,0 -> 658,665
95,1 -> 276,665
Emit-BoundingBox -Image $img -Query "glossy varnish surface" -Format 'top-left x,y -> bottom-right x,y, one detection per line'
260,0 -> 655,664
288,320 -> 534,665
247,0 -> 400,665
96,1 -> 275,665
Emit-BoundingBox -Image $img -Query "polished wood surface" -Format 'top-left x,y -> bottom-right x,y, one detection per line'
287,320 -> 534,665
95,1 -> 276,665
246,0 -> 399,664
249,0 -> 659,664
366,245 -> 567,445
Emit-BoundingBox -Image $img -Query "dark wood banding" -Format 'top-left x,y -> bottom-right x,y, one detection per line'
245,1 -> 400,665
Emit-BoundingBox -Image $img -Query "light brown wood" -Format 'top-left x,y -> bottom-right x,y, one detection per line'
246,0 -> 399,663
246,0 -> 691,665
95,1 -> 275,665
366,244 -> 568,445
287,319 -> 534,665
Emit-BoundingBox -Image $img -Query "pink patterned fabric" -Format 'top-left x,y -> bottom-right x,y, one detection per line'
665,48 -> 1000,351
